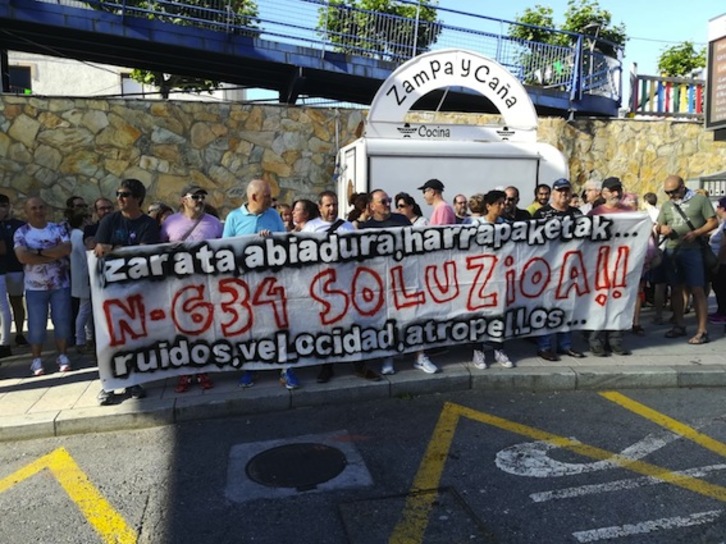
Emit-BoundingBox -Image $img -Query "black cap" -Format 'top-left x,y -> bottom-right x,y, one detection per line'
601,177 -> 623,192
181,184 -> 208,197
418,179 -> 445,192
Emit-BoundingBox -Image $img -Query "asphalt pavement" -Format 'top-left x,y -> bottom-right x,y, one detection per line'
1,302 -> 725,442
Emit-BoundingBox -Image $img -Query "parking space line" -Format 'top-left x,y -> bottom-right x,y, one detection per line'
0,447 -> 136,544
530,463 -> 726,503
571,510 -> 723,542
600,391 -> 726,458
390,401 -> 726,544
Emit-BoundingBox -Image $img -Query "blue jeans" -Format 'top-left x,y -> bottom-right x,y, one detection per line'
537,332 -> 572,352
26,287 -> 72,345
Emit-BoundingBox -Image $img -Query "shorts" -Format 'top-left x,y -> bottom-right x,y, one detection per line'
6,271 -> 24,297
663,247 -> 705,288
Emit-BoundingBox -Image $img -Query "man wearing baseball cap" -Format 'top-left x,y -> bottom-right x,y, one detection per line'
161,185 -> 222,244
533,178 -> 586,361
419,178 -> 456,226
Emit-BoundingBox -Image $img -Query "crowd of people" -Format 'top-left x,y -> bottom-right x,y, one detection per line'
3,171 -> 723,405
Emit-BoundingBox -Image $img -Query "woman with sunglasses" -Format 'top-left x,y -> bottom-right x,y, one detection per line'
394,192 -> 429,227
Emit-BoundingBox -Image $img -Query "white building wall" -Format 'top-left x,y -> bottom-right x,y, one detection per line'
7,52 -> 247,102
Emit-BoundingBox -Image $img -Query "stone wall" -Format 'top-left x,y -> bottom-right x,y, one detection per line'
1,95 -> 725,220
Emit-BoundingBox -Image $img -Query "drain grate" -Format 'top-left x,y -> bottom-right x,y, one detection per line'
246,442 -> 347,491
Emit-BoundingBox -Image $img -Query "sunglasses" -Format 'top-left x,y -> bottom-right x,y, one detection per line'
378,199 -> 391,205
665,186 -> 683,196
396,202 -> 408,208
505,197 -> 517,202
186,194 -> 206,201
116,191 -> 133,198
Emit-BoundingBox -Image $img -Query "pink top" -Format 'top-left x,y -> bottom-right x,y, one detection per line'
430,202 -> 457,225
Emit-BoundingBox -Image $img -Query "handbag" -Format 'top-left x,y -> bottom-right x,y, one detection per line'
671,201 -> 719,277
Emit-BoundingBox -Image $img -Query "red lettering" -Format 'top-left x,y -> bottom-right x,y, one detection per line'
519,257 -> 550,299
425,260 -> 459,303
351,267 -> 384,317
465,255 -> 497,310
219,278 -> 253,336
390,265 -> 425,309
171,284 -> 214,335
310,268 -> 349,325
252,277 -> 289,329
103,295 -> 147,347
556,250 -> 590,299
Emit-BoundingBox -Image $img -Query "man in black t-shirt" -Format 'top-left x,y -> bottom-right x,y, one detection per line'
94,179 -> 160,406
532,178 -> 586,362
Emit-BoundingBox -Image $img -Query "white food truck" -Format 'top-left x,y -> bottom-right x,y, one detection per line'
336,49 -> 568,210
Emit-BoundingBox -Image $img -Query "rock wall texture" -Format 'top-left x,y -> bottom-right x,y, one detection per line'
1,95 -> 725,219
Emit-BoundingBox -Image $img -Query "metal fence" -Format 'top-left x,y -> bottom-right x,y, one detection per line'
42,0 -> 623,103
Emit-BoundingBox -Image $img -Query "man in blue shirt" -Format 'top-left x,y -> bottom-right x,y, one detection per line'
223,179 -> 298,389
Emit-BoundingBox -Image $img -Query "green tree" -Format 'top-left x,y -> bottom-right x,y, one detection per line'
657,41 -> 706,77
560,0 -> 626,57
88,0 -> 259,98
508,5 -> 562,47
318,0 -> 442,61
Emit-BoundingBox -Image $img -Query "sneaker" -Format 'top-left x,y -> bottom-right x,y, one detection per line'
413,353 -> 440,374
15,334 -> 28,346
494,349 -> 514,368
57,354 -> 71,372
280,368 -> 300,390
239,370 -> 255,388
0,345 -> 11,359
197,373 -> 214,390
472,349 -> 487,370
97,389 -> 114,406
30,357 -> 44,376
175,375 -> 192,393
381,357 -> 395,375
709,314 -> 726,324
127,384 -> 146,399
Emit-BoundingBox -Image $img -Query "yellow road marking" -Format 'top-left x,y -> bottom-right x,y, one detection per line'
600,391 -> 726,458
390,401 -> 726,544
0,447 -> 136,544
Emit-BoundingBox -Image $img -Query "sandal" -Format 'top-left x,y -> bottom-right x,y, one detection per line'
688,331 -> 710,345
175,375 -> 192,393
197,373 -> 214,390
664,326 -> 687,338
631,325 -> 645,336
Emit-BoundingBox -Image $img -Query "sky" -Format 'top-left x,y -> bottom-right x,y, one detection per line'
435,0 -> 724,77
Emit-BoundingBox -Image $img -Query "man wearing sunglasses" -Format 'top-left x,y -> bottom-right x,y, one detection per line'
161,185 -> 222,244
94,178 -> 161,405
656,175 -> 717,345
160,185 -> 222,393
502,186 -> 531,222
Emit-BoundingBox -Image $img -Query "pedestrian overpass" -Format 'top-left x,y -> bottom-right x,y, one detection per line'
0,0 -> 624,117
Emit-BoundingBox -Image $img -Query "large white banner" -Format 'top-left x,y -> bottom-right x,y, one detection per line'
90,214 -> 651,390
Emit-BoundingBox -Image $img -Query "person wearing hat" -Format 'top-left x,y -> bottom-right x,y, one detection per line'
709,196 -> 726,325
419,178 -> 456,226
161,185 -> 222,245
160,185 -> 223,393
587,176 -> 634,356
94,178 -> 161,405
532,178 -> 586,361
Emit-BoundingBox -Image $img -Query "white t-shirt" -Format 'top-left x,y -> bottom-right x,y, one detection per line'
13,222 -> 70,291
301,217 -> 355,233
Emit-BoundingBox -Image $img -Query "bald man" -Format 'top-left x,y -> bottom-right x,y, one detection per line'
222,179 -> 298,389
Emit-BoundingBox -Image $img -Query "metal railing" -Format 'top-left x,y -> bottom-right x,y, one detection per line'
40,0 -> 624,105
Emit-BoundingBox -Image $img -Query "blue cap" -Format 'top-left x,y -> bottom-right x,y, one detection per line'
552,178 -> 571,190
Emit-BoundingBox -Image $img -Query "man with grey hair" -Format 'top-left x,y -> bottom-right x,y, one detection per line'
223,179 -> 300,390
579,179 -> 602,215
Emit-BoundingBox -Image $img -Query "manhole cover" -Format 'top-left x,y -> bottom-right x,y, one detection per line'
246,442 -> 347,490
